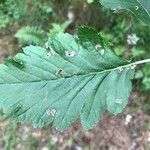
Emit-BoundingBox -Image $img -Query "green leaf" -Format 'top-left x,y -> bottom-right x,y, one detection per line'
49,20 -> 72,36
100,0 -> 150,25
0,27 -> 135,131
15,26 -> 46,46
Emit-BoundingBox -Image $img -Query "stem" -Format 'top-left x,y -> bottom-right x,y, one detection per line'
112,58 -> 150,71
130,58 -> 150,66
84,58 -> 150,77
93,58 -> 150,75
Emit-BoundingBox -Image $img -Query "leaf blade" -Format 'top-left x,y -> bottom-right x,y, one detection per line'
0,27 -> 135,131
100,0 -> 150,25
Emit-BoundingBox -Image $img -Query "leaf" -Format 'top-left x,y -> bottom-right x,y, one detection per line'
49,20 -> 72,36
100,0 -> 150,25
15,26 -> 46,46
0,27 -> 135,131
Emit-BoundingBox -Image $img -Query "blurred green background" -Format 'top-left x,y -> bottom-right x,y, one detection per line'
0,0 -> 150,150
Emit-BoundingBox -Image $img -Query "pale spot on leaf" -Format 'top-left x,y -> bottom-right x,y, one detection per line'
46,109 -> 56,117
47,48 -> 56,57
20,61 -> 23,65
95,44 -> 102,50
47,52 -> 51,57
65,50 -> 76,57
135,6 -> 139,10
115,99 -> 122,104
56,69 -> 64,78
118,67 -> 123,72
130,64 -> 137,69
100,49 -> 105,55
113,6 -> 122,13
45,42 -> 49,49
50,48 -> 56,55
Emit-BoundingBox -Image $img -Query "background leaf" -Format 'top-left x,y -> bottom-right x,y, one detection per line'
15,26 -> 46,46
100,0 -> 150,25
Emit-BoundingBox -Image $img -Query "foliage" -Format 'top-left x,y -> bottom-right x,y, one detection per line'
100,0 -> 150,25
142,65 -> 150,90
0,27 -> 138,131
131,46 -> 150,91
49,21 -> 72,36
0,0 -> 27,28
15,21 -> 71,46
135,64 -> 150,91
0,0 -> 54,29
0,0 -> 149,131
15,26 -> 46,46
0,14 -> 9,29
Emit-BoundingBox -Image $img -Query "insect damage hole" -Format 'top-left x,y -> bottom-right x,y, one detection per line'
47,52 -> 51,57
46,109 -> 56,117
65,50 -> 76,57
117,67 -> 123,72
113,6 -> 122,13
46,47 -> 56,58
45,42 -> 49,49
130,64 -> 137,69
95,44 -> 105,55
56,69 -> 64,78
135,6 -> 139,10
95,44 -> 102,50
100,49 -> 105,55
115,99 -> 122,104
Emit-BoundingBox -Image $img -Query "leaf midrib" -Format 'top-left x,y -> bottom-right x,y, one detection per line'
0,62 -> 134,85
6,52 -> 150,86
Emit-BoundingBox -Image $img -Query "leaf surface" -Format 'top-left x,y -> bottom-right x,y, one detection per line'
0,27 -> 135,131
100,0 -> 150,25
